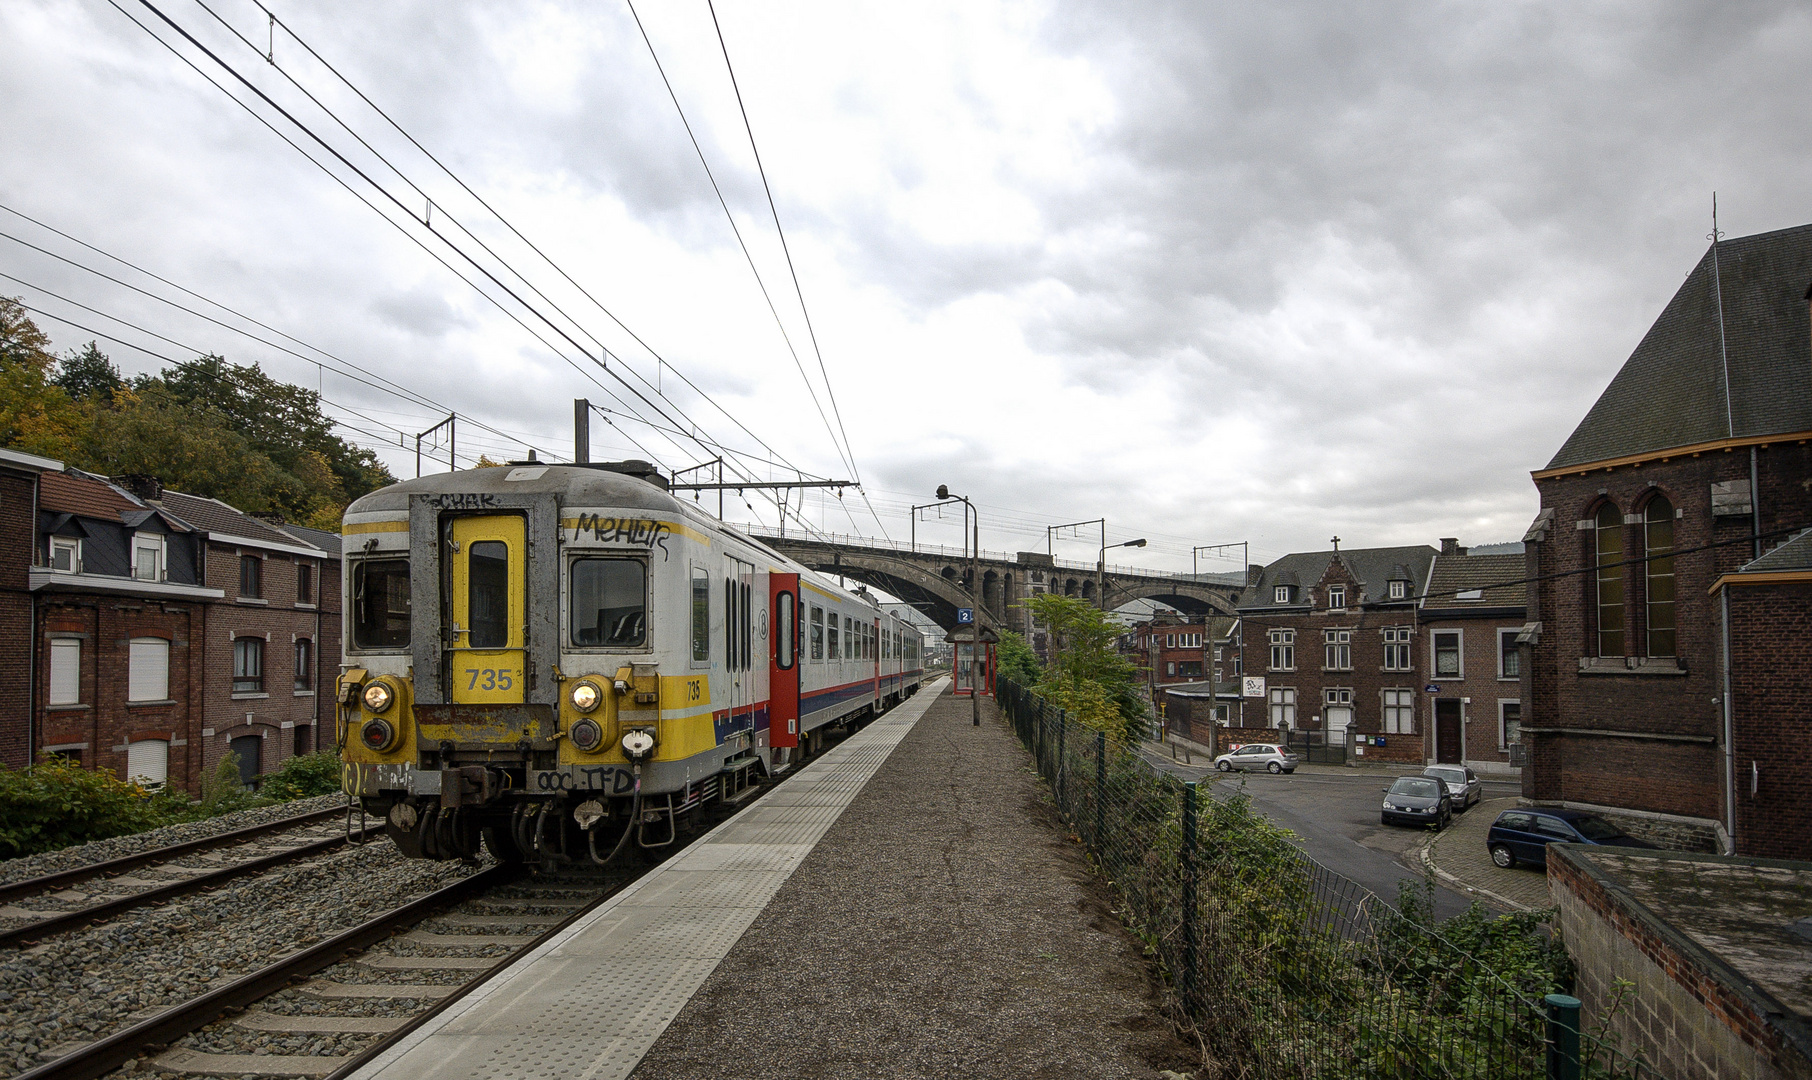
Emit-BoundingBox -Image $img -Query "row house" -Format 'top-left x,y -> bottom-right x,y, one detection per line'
1,459 -> 339,794
1226,545 -> 1437,764
1523,221 -> 1812,858
1418,542 -> 1529,773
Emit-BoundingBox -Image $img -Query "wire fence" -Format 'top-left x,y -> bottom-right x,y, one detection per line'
994,676 -> 1669,1080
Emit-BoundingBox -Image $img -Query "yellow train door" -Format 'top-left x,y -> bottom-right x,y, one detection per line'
448,515 -> 526,705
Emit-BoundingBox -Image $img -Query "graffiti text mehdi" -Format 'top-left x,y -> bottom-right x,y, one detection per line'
572,515 -> 672,559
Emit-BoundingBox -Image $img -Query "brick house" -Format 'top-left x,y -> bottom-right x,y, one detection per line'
31,470 -> 221,790
1229,545 -> 1437,764
278,523 -> 342,759
1127,612 -> 1221,688
1522,222 -> 1812,854
1708,529 -> 1812,860
122,483 -> 335,787
1418,539 -> 1527,775
0,447 -> 64,767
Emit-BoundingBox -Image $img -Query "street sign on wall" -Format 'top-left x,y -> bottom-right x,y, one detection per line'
1242,676 -> 1266,698
957,608 -> 974,625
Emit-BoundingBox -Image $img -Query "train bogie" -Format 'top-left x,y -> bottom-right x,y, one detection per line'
336,460 -> 923,865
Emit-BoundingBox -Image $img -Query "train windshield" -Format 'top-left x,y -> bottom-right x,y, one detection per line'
571,558 -> 646,647
352,558 -> 411,650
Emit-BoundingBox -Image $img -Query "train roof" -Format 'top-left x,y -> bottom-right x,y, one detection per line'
346,462 -> 687,517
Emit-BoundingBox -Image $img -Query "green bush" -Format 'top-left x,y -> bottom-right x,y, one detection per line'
261,751 -> 342,801
0,757 -> 182,857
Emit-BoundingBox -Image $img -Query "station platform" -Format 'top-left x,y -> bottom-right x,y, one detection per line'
352,680 -> 1188,1080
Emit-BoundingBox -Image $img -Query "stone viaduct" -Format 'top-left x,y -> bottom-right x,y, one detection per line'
752,532 -> 1244,633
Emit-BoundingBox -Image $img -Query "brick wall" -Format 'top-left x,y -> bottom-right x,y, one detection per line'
1725,579 -> 1812,860
1548,846 -> 1812,1080
0,470 -> 36,767
1525,444 -> 1812,822
1417,612 -> 1525,770
35,597 -> 202,793
201,544 -> 329,780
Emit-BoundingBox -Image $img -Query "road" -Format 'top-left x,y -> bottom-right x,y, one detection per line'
1139,746 -> 1521,921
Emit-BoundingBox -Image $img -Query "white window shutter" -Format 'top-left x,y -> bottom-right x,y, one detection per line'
49,640 -> 80,705
126,739 -> 169,787
128,638 -> 170,702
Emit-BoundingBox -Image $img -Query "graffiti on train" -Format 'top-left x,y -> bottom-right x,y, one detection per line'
531,767 -> 639,794
570,515 -> 673,559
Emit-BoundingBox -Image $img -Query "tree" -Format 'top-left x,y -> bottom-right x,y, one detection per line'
996,630 -> 1042,685
0,297 -> 85,459
1026,593 -> 1148,741
55,342 -> 123,402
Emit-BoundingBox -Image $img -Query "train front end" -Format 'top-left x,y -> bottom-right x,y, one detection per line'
336,460 -> 727,863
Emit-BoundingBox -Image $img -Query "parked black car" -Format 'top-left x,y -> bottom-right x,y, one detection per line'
1380,776 -> 1453,829
1485,808 -> 1657,869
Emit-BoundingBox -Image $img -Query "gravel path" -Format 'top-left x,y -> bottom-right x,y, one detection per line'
0,793 -> 351,886
630,690 -> 1196,1080
0,822 -> 486,1077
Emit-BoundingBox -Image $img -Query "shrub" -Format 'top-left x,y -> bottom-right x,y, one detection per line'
261,751 -> 342,801
0,756 -> 178,857
197,752 -> 266,817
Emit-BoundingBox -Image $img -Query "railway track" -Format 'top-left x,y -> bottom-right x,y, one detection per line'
0,807 -> 374,949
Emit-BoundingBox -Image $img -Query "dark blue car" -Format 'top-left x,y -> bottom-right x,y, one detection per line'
1486,808 -> 1656,869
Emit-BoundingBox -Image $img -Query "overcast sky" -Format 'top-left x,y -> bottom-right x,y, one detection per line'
4,1 -> 1811,576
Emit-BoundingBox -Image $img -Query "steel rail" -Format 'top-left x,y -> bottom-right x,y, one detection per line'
13,864 -> 522,1080
0,805 -> 347,904
0,823 -> 380,948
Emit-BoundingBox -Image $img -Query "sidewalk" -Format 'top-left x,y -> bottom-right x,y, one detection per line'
1419,797 -> 1553,911
1150,731 -> 1425,776
630,689 -> 1195,1080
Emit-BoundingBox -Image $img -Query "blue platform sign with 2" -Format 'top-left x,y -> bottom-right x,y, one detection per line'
957,608 -> 974,624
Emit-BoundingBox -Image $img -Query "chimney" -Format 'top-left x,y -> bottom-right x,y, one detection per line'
1440,537 -> 1464,557
1247,564 -> 1263,588
115,474 -> 162,501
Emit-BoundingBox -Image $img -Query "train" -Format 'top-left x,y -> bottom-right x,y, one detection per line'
334,459 -> 925,863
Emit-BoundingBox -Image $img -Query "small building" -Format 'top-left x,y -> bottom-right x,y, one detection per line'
1417,539 -> 1527,775
1709,528 -> 1812,861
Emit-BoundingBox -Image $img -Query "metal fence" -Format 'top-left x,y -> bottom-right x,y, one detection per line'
995,676 -> 1667,1080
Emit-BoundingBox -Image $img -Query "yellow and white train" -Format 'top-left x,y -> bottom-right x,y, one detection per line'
336,460 -> 924,862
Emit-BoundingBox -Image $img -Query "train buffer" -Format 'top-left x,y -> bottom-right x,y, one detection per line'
349,678 -> 1185,1080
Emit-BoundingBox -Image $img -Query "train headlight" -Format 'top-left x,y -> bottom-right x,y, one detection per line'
569,681 -> 602,713
569,718 -> 604,753
362,681 -> 394,713
621,729 -> 655,762
360,718 -> 397,752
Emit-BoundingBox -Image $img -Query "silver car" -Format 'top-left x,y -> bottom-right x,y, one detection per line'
1213,743 -> 1300,774
1423,764 -> 1483,809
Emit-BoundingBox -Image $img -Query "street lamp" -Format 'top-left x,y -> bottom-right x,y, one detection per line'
1099,538 -> 1147,612
937,484 -> 982,726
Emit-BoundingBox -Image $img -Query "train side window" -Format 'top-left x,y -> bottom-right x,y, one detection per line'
352,558 -> 411,650
811,605 -> 824,661
468,541 -> 510,649
827,612 -> 839,661
690,566 -> 710,663
776,592 -> 795,670
741,581 -> 753,670
845,616 -> 854,660
570,558 -> 646,647
724,578 -> 736,671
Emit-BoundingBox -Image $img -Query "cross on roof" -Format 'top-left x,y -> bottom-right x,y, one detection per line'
1330,535 -> 1341,551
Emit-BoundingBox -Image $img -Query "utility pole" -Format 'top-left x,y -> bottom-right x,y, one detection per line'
574,399 -> 590,463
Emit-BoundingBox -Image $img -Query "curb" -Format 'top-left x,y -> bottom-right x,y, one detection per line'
1416,827 -> 1536,913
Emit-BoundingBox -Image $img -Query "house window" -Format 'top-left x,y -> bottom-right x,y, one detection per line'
297,562 -> 314,605
1433,631 -> 1461,678
294,638 -> 314,691
1324,687 -> 1353,707
233,637 -> 264,693
1166,634 -> 1175,648
1645,496 -> 1675,657
1324,628 -> 1352,670
810,605 -> 824,661
1595,502 -> 1624,656
128,638 -> 170,702
1498,628 -> 1520,679
1269,687 -> 1296,727
1178,661 -> 1202,677
1383,688 -> 1415,734
1389,579 -> 1407,600
1327,585 -> 1345,610
50,536 -> 81,573
1500,701 -> 1522,750
1268,629 -> 1295,671
1274,585 -> 1291,604
133,534 -> 164,582
1166,662 -> 1175,676
240,554 -> 263,599
49,639 -> 80,705
1382,627 -> 1412,670
126,739 -> 169,788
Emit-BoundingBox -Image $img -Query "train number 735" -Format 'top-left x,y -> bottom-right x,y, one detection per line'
464,668 -> 515,691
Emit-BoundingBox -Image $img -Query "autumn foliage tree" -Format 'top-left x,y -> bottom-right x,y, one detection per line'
1025,593 -> 1148,742
0,297 -> 393,526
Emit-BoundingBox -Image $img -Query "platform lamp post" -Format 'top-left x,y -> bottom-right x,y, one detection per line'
1099,538 -> 1147,612
936,484 -> 981,727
